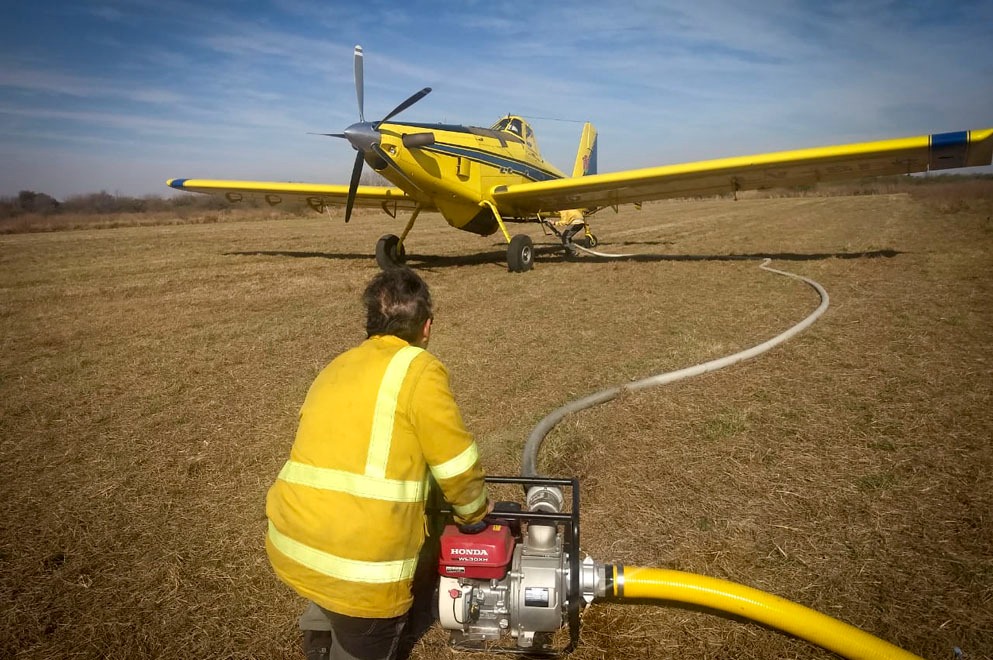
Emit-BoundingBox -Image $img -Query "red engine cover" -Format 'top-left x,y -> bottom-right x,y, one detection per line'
438,524 -> 514,579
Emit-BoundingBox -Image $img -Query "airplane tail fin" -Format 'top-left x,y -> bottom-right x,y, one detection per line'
571,122 -> 597,177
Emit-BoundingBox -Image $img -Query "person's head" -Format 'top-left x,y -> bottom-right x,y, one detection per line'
363,267 -> 434,346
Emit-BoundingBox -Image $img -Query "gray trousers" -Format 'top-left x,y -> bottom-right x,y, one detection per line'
299,603 -> 407,660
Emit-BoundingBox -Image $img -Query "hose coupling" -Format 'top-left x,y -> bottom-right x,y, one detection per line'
526,485 -> 564,513
579,556 -> 608,603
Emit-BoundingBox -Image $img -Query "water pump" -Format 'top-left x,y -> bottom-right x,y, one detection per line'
430,475 -> 921,659
433,476 -> 592,654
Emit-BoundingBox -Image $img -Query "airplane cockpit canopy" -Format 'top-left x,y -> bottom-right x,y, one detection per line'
492,116 -> 539,153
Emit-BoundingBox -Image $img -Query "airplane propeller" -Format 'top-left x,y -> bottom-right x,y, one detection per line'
316,45 -> 432,223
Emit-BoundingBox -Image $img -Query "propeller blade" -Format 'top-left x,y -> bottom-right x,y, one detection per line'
354,45 -> 365,123
309,132 -> 347,138
376,87 -> 432,128
344,149 -> 364,224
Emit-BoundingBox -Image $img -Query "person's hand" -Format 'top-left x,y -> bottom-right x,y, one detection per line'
456,500 -> 493,534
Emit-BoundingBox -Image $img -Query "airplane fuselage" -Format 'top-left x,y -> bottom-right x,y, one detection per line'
373,117 -> 567,235
166,44 -> 993,275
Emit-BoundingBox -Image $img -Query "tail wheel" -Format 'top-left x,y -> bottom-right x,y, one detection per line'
376,234 -> 406,270
507,234 -> 534,272
579,233 -> 600,250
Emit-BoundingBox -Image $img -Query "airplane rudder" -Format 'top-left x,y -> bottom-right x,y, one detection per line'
573,122 -> 598,177
587,124 -> 598,175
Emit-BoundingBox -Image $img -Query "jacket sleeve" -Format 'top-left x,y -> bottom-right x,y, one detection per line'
409,357 -> 489,525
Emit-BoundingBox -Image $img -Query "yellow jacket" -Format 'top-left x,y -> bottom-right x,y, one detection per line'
266,335 -> 488,618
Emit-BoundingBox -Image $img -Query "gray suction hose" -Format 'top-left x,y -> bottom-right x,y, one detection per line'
518,254 -> 927,660
521,259 -> 829,478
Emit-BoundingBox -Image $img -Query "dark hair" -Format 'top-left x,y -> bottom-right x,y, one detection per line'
363,267 -> 433,343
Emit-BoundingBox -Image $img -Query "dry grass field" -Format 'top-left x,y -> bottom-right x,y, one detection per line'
2,183 -> 992,659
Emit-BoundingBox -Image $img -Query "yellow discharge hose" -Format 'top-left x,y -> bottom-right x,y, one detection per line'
612,566 -> 924,660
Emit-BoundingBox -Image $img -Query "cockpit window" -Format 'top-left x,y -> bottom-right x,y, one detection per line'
490,116 -> 536,149
492,117 -> 523,136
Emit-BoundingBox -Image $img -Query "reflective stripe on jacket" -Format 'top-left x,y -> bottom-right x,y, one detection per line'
266,335 -> 488,618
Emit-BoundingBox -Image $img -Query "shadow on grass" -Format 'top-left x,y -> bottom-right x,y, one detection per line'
223,249 -> 512,269
225,245 -> 903,270
598,596 -> 833,650
557,247 -> 903,264
223,250 -> 372,261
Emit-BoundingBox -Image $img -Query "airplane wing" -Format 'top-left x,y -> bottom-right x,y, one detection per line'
166,179 -> 426,213
490,128 -> 993,215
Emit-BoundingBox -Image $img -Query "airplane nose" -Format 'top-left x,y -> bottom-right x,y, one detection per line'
343,122 -> 381,152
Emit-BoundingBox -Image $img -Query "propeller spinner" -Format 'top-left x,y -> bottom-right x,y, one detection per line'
319,45 -> 432,223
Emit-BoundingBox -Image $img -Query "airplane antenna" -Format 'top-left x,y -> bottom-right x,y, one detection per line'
518,115 -> 586,123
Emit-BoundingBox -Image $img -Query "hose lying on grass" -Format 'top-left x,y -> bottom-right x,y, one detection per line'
521,258 -> 829,477
519,257 -> 925,659
609,566 -> 923,660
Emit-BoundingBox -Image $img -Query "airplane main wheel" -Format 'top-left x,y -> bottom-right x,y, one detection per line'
375,234 -> 406,270
507,234 -> 534,273
582,233 -> 599,249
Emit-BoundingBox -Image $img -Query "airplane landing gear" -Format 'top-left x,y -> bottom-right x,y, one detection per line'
580,232 -> 598,249
507,234 -> 534,272
543,218 -> 597,256
376,234 -> 406,270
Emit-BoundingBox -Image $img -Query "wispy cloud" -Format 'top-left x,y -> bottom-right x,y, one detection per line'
1,0 -> 990,198
0,68 -> 187,106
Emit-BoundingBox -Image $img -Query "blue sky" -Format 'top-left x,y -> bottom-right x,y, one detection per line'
2,0 -> 991,199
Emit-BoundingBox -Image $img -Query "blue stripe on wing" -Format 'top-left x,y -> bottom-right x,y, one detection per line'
929,131 -> 969,170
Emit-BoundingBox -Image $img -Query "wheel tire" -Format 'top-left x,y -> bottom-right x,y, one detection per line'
375,234 -> 406,270
575,233 -> 598,249
507,234 -> 534,272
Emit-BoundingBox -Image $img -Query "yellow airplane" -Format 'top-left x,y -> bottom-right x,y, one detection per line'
168,45 -> 993,272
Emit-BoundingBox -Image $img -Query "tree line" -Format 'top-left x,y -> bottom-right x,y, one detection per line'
1,172 -> 395,220
4,173 -> 989,222
0,190 -> 249,219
